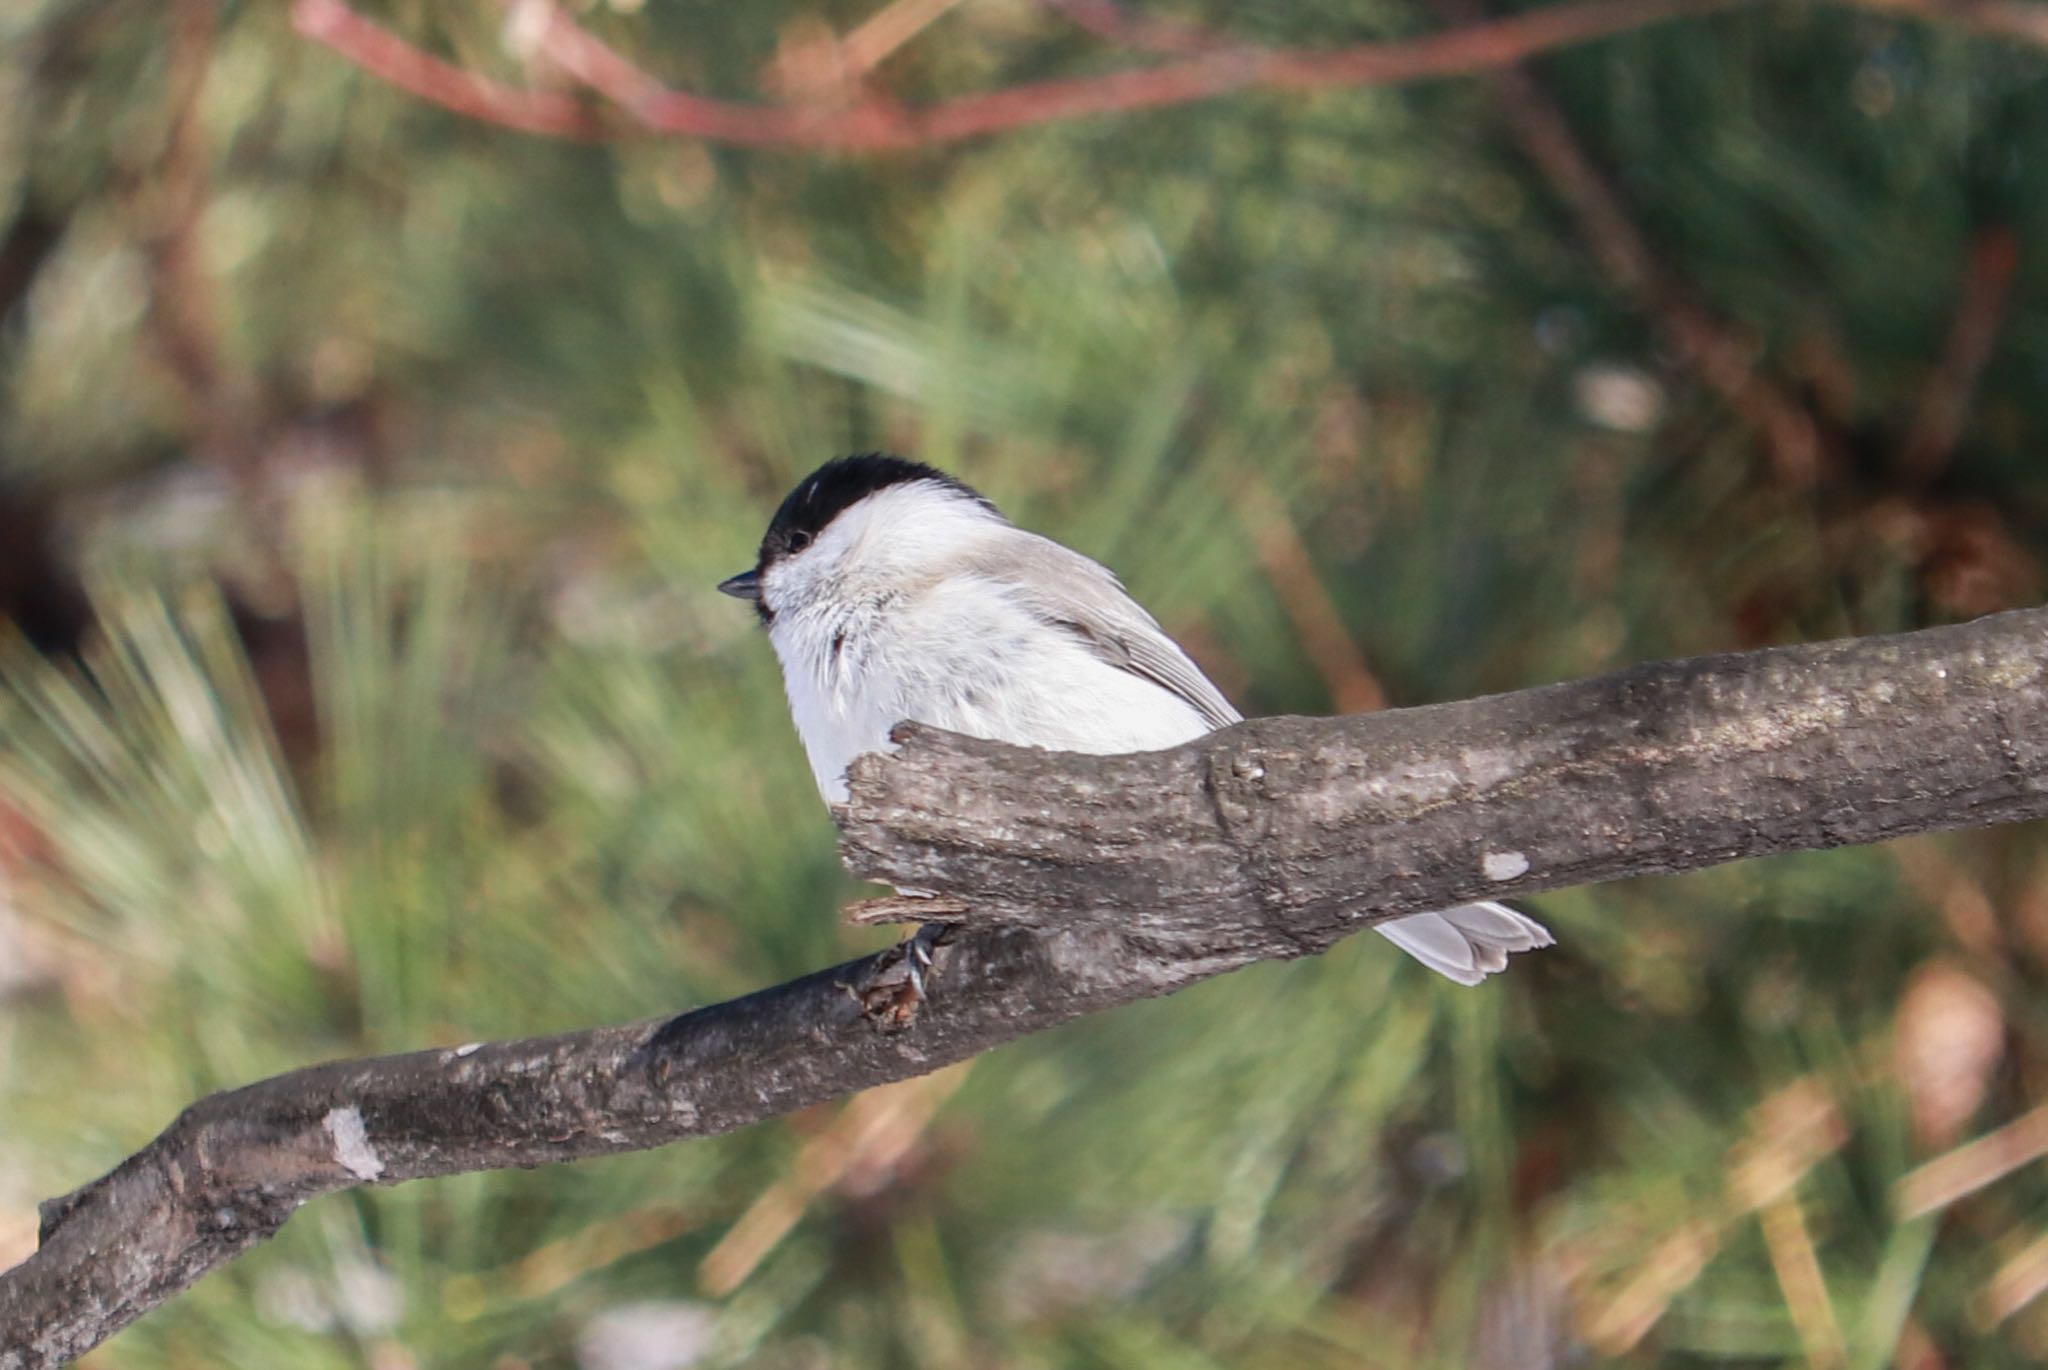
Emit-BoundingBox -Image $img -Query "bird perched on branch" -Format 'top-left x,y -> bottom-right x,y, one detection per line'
721,453 -> 1551,985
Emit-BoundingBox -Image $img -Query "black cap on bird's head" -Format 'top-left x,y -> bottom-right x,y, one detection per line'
718,453 -> 993,619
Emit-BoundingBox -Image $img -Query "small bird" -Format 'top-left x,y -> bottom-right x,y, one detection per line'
720,454 -> 1552,985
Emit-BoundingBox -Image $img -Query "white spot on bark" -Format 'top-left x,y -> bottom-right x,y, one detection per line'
454,1043 -> 481,1058
1481,850 -> 1531,881
324,1107 -> 385,1181
1460,746 -> 1516,788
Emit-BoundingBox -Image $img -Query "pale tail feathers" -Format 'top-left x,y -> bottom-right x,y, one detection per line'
1374,901 -> 1555,986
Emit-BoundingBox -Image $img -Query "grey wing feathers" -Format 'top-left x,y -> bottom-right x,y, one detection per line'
1374,902 -> 1554,985
970,533 -> 1242,731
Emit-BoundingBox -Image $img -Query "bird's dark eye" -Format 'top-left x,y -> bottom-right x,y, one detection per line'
789,531 -> 813,553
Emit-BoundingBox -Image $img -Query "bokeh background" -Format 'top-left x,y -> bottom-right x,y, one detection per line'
3,0 -> 2047,1365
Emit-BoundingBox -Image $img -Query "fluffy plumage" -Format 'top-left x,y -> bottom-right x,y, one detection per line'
728,455 -> 1553,985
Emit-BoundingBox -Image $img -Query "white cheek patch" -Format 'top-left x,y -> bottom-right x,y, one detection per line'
758,478 -> 1016,807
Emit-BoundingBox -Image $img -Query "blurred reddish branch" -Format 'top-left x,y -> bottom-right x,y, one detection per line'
291,0 -> 1743,150
293,0 -> 605,138
133,1 -> 260,487
795,0 -> 973,88
1429,0 -> 1829,488
1899,225 -> 2021,485
1238,475 -> 1389,715
115,0 -> 304,600
293,0 -> 2048,154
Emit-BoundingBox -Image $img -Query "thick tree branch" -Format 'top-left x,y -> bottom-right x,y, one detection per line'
6,608 -> 2048,1366
840,609 -> 2048,941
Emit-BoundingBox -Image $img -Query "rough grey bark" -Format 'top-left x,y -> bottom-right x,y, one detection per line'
5,606 -> 2047,1367
838,606 -> 2048,951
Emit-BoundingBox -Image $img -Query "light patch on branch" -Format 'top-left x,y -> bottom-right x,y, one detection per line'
1482,850 -> 1531,881
322,1109 -> 385,1182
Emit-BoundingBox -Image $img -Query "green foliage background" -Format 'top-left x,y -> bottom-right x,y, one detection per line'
2,0 -> 2046,1365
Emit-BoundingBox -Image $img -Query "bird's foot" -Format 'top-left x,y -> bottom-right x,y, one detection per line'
904,921 -> 947,997
854,922 -> 957,1031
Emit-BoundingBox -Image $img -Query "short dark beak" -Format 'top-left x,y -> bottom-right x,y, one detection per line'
718,569 -> 762,602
